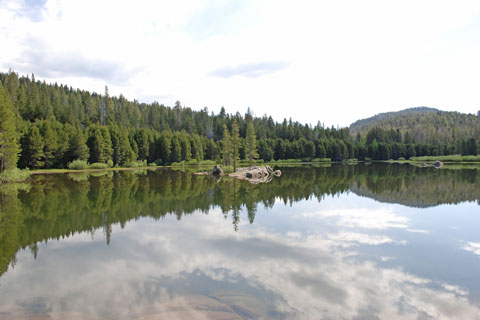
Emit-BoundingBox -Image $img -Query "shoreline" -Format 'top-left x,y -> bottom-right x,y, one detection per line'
29,159 -> 480,175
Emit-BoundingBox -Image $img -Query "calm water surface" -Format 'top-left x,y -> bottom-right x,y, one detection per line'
0,164 -> 479,319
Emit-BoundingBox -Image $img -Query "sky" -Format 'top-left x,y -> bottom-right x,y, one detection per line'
1,0 -> 480,127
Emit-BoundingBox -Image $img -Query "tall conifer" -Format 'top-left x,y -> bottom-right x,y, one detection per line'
0,84 -> 20,172
245,120 -> 259,167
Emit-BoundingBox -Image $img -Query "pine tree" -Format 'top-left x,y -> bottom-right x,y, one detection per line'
0,84 -> 20,172
222,124 -> 232,166
87,127 -> 103,163
118,130 -> 135,165
99,127 -> 113,163
170,135 -> 181,163
19,124 -> 44,169
231,118 -> 240,172
67,127 -> 89,162
135,129 -> 150,161
158,132 -> 172,164
110,126 -> 135,165
179,132 -> 191,161
245,120 -> 259,166
39,121 -> 58,169
205,139 -> 218,161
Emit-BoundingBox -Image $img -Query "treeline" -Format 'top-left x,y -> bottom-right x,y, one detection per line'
350,107 -> 480,145
355,127 -> 478,160
0,71 -> 478,171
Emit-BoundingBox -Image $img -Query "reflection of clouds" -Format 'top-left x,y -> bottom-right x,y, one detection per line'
380,256 -> 395,262
463,242 -> 480,256
0,211 -> 479,320
304,207 -> 408,229
406,228 -> 430,234
327,232 -> 406,247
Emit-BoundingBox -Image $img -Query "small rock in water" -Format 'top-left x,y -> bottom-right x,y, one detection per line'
432,160 -> 444,168
213,165 -> 224,175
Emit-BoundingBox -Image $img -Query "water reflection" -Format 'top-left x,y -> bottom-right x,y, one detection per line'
0,164 -> 479,319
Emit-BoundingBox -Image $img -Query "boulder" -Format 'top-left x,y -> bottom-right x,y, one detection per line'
213,165 -> 224,175
229,166 -> 282,184
432,160 -> 444,168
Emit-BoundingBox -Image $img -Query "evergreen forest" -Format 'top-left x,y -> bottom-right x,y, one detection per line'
0,71 -> 479,172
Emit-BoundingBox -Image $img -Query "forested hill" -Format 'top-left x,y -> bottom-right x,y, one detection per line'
0,71 -> 478,172
350,107 -> 480,145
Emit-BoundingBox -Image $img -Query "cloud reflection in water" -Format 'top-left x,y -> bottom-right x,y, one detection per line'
0,205 -> 479,320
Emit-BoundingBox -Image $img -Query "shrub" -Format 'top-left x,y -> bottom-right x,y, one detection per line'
0,168 -> 31,183
198,160 -> 216,165
185,159 -> 198,165
89,162 -> 109,169
68,160 -> 89,170
343,159 -> 358,165
222,165 -> 234,173
124,160 -> 147,168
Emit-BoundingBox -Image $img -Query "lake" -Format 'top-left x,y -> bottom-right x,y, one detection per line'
0,164 -> 479,319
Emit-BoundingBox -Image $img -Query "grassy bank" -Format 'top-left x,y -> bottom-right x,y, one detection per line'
30,166 -> 158,175
409,155 -> 480,163
170,158 -> 331,167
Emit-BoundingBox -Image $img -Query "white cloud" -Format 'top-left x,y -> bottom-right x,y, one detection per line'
1,0 -> 480,126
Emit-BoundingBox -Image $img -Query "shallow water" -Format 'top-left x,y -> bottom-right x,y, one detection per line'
0,164 -> 479,319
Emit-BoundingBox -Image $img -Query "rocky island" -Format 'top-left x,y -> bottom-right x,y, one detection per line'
196,165 -> 281,184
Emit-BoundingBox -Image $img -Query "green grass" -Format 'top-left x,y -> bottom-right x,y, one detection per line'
0,168 -> 31,183
171,159 -> 219,166
409,155 -> 480,162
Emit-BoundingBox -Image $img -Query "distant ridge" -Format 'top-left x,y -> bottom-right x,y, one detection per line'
350,107 -> 438,131
349,107 -> 480,144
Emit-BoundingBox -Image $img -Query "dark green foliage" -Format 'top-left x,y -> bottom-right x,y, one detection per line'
87,126 -> 113,164
1,71 -> 476,169
351,107 -> 480,145
355,126 -> 478,160
245,120 -> 259,166
66,127 -> 89,163
110,126 -> 135,165
0,83 -> 20,172
258,140 -> 274,161
19,124 -> 44,169
231,119 -> 240,171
